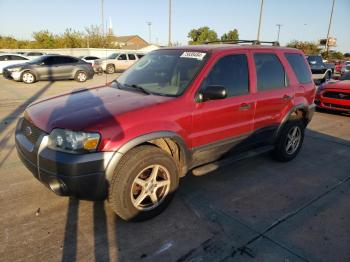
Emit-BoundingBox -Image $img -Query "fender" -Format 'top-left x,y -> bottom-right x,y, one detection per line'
274,103 -> 316,140
105,131 -> 191,181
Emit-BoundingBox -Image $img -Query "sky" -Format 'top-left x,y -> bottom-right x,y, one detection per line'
0,0 -> 349,52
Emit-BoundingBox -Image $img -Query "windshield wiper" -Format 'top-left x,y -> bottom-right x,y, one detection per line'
124,84 -> 151,95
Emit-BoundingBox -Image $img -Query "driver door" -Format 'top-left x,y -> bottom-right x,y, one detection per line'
191,52 -> 255,166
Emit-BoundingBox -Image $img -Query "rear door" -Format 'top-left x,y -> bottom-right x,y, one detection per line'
54,56 -> 79,78
127,53 -> 137,68
191,51 -> 255,165
251,52 -> 294,143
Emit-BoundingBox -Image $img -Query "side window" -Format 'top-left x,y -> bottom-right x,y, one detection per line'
136,54 -> 144,59
118,54 -> 127,60
285,53 -> 313,84
10,55 -> 28,60
204,54 -> 249,97
128,54 -> 136,60
254,54 -> 286,91
0,55 -> 7,61
43,57 -> 57,65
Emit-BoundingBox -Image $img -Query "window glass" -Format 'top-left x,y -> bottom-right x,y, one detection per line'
204,54 -> 249,97
128,54 -> 136,60
108,53 -> 119,59
136,54 -> 144,59
117,49 -> 207,96
43,57 -> 57,65
285,53 -> 312,84
254,54 -> 286,91
0,55 -> 7,61
55,56 -> 78,64
10,55 -> 28,60
118,54 -> 127,60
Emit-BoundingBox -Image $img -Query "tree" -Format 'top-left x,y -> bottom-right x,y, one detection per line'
221,29 -> 239,41
188,27 -> 218,45
286,40 -> 321,55
32,30 -> 57,48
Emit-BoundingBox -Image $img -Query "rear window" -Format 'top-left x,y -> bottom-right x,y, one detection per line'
285,53 -> 312,84
254,54 -> 286,91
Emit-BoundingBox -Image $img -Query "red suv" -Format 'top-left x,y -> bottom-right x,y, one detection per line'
15,41 -> 316,221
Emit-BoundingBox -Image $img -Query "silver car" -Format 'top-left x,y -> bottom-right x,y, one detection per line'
3,55 -> 95,84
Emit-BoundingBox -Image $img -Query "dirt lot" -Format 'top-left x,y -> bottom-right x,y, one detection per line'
0,75 -> 349,262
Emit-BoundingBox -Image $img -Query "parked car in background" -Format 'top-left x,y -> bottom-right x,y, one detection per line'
94,52 -> 143,73
15,42 -> 316,221
0,53 -> 30,73
306,55 -> 333,84
23,52 -> 45,57
79,56 -> 100,65
3,54 -> 94,84
315,72 -> 350,113
340,61 -> 350,76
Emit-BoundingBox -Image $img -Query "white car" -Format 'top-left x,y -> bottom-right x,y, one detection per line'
341,61 -> 350,76
79,56 -> 100,65
94,52 -> 144,74
0,54 -> 30,73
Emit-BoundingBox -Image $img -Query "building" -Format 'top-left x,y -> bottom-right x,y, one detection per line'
109,35 -> 149,50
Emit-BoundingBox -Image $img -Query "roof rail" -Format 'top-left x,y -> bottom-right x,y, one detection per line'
204,39 -> 280,46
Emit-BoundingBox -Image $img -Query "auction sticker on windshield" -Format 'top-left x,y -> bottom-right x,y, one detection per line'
180,52 -> 206,60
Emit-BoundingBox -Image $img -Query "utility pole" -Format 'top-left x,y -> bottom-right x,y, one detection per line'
101,0 -> 104,35
276,24 -> 282,42
326,0 -> 336,55
257,0 -> 264,41
147,22 -> 152,44
168,0 -> 172,46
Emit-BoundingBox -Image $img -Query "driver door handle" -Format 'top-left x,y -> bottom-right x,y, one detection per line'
239,103 -> 251,110
283,95 -> 292,101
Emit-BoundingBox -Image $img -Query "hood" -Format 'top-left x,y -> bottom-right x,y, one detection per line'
323,80 -> 350,91
25,85 -> 173,133
4,63 -> 30,69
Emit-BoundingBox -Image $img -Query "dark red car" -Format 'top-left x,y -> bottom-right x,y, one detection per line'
315,73 -> 350,112
15,41 -> 316,221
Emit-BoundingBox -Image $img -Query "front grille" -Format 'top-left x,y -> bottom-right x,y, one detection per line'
324,103 -> 350,110
323,91 -> 350,100
20,118 -> 46,144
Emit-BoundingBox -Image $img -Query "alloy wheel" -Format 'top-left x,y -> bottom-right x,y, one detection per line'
130,164 -> 171,211
285,126 -> 301,155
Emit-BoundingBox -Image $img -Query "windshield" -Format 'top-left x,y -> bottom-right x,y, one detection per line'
116,49 -> 208,96
28,56 -> 48,64
108,53 -> 120,59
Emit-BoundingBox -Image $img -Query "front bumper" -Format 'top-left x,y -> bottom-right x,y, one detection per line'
2,69 -> 22,81
15,118 -> 114,200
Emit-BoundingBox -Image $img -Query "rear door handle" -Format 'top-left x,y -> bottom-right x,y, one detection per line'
239,103 -> 251,110
283,95 -> 292,101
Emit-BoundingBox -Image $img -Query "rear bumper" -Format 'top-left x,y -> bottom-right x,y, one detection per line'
15,118 -> 114,200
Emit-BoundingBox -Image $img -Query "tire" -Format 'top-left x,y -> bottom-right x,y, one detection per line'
106,64 -> 115,74
21,71 -> 36,84
75,71 -> 88,82
108,145 -> 179,221
273,120 -> 305,162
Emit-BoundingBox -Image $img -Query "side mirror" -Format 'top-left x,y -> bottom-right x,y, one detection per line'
199,85 -> 227,102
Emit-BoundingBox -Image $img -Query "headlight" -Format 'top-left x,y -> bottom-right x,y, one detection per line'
48,129 -> 100,153
7,67 -> 21,72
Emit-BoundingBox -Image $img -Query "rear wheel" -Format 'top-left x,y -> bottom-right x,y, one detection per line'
106,64 -> 115,74
273,121 -> 305,162
21,71 -> 36,84
75,71 -> 88,82
108,145 -> 179,221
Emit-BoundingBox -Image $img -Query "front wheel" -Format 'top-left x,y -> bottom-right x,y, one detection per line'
21,71 -> 36,84
108,145 -> 179,221
273,121 -> 305,162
